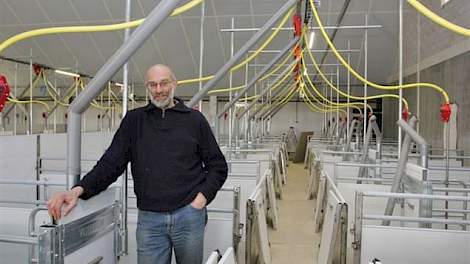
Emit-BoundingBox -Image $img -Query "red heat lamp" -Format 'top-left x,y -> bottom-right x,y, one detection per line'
0,75 -> 11,112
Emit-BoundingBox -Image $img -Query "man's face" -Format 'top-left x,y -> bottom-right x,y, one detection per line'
145,66 -> 176,108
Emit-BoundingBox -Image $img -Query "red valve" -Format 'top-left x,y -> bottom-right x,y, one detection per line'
42,112 -> 48,119
440,103 -> 451,123
64,113 -> 68,119
0,75 -> 11,112
293,15 -> 302,37
402,108 -> 409,121
224,112 -> 228,120
33,64 -> 42,76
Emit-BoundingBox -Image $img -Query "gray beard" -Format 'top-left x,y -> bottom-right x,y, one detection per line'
150,89 -> 174,109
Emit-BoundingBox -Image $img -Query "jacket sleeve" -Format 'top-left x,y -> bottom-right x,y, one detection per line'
74,114 -> 132,199
197,113 -> 228,204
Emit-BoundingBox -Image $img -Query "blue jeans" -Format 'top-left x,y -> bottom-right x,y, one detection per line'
136,204 -> 207,264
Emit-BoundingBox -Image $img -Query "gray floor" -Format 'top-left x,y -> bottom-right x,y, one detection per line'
269,162 -> 320,264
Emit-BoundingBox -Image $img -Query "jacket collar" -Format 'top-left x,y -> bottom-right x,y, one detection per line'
144,97 -> 191,113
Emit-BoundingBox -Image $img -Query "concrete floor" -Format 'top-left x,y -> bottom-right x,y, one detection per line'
269,162 -> 320,264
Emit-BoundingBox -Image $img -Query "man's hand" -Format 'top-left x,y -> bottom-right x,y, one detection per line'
47,186 -> 84,221
190,192 -> 207,209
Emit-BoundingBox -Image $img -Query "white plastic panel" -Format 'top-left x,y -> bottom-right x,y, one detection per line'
205,251 -> 219,264
361,225 -> 470,264
0,134 -> 37,201
317,190 -> 341,264
219,247 -> 236,264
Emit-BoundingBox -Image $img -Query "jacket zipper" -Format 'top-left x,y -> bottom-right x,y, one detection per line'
162,109 -> 165,118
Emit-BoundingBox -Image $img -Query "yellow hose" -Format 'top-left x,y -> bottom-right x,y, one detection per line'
407,0 -> 470,37
7,97 -> 50,111
179,7 -> 294,85
310,0 -> 449,104
300,75 -> 364,115
42,71 -> 70,107
208,85 -> 246,95
208,47 -> 297,95
300,62 -> 373,113
0,0 -> 203,54
78,80 -> 119,110
253,81 -> 297,114
230,9 -> 294,73
302,44 -> 409,110
301,86 -> 347,114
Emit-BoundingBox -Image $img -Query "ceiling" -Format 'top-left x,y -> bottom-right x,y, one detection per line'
0,0 -> 402,97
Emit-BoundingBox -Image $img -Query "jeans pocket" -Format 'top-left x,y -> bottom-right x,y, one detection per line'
189,203 -> 205,211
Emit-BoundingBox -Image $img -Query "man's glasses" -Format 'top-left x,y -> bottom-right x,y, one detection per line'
146,79 -> 173,90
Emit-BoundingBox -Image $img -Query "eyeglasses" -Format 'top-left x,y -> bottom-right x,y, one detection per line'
146,79 -> 174,90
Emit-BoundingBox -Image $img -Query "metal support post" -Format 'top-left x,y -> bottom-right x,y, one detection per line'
188,0 -> 298,107
219,37 -> 299,119
347,41 -> 350,139
398,0 -> 404,156
383,117 -> 418,225
237,54 -> 299,118
198,0 -> 205,112
29,49 -> 33,135
229,17 -> 235,147
363,14 -> 368,145
67,0 -> 183,189
336,65 -> 339,138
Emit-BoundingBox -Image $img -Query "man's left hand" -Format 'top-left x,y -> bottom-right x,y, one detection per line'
190,192 -> 207,209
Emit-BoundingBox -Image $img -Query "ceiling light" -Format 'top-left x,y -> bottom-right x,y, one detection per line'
115,82 -> 124,87
55,69 -> 80,78
308,30 -> 315,49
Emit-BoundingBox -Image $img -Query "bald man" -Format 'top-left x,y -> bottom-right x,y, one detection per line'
47,64 -> 228,264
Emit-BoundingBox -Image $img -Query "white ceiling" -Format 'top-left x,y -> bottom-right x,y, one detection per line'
0,0 -> 402,96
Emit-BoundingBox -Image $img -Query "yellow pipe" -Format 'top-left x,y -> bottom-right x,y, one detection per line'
310,0 -> 449,104
179,7 -> 294,85
301,87 -> 347,114
302,35 -> 408,110
7,97 -> 50,111
407,0 -> 470,37
208,47 -> 297,95
230,8 -> 294,72
300,63 -> 373,113
0,0 -> 203,54
300,76 -> 364,115
42,71 -> 70,107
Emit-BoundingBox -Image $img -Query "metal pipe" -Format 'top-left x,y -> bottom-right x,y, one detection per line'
258,88 -> 293,120
398,0 -> 404,156
364,215 -> 470,225
363,14 -> 368,144
220,24 -> 383,32
365,191 -> 470,201
346,41 -> 351,139
248,49 -> 360,53
383,117 -> 418,224
121,0 -> 131,255
228,17 -> 235,147
29,49 -> 33,135
198,0 -> 205,112
218,37 -> 299,119
236,56 -> 299,119
248,79 -> 293,119
0,235 -> 38,245
67,0 -> 182,189
188,0 -> 298,107
316,0 -> 351,72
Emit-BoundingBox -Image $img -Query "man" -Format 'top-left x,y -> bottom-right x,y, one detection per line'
47,64 -> 228,264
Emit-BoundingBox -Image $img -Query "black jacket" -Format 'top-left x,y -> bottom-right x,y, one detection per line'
75,98 -> 228,212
